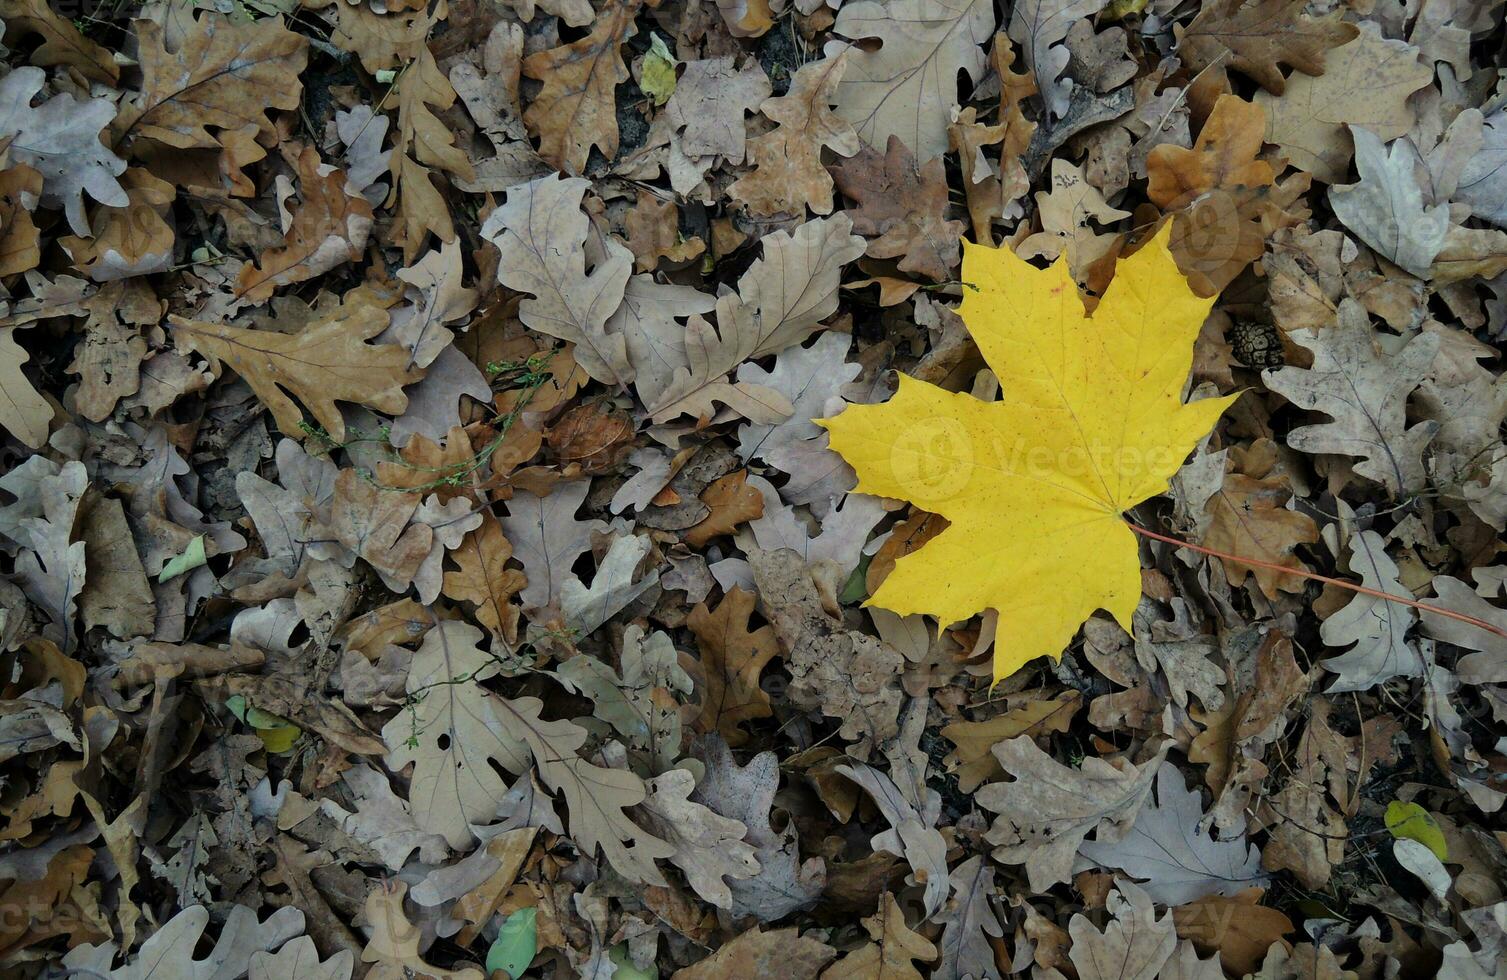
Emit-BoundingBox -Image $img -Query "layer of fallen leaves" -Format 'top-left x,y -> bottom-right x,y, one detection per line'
1,0 -> 1506,977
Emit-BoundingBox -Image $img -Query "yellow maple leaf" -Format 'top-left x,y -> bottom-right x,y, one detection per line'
819,225 -> 1235,682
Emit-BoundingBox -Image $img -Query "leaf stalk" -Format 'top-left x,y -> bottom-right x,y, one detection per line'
1122,520 -> 1507,643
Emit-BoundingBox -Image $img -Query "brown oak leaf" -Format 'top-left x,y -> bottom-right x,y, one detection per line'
122,13 -> 307,150
686,587 -> 780,747
441,514 -> 526,643
235,145 -> 373,301
831,135 -> 966,281
1201,440 -> 1319,599
168,297 -> 420,442
521,0 -> 641,174
730,49 -> 859,217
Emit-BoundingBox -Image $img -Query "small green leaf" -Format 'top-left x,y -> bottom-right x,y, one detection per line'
225,695 -> 302,754
839,554 -> 871,605
639,34 -> 677,107
609,943 -> 658,980
486,907 -> 538,979
1103,0 -> 1148,18
158,534 -> 207,583
1386,801 -> 1448,861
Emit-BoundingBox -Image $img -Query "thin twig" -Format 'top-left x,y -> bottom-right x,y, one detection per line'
1123,520 -> 1507,642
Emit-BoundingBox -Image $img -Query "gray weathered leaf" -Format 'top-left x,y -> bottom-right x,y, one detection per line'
1262,299 -> 1440,497
932,855 -> 1003,980
0,66 -> 127,235
1065,880 -> 1176,980
1320,530 -> 1423,691
499,480 -> 608,611
1078,761 -> 1266,904
634,768 -> 760,909
1458,109 -> 1507,228
735,331 -> 860,463
480,174 -> 633,385
1008,0 -> 1104,120
1329,127 -> 1450,277
561,533 -> 659,636
691,734 -> 826,921
837,762 -> 948,915
979,736 -> 1166,891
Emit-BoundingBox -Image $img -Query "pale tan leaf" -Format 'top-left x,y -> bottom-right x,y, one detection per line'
729,49 -> 859,216
480,173 -> 633,386
832,0 -> 995,158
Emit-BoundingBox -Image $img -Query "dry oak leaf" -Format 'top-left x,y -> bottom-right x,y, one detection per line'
664,56 -> 771,164
949,37 -> 1036,240
0,0 -> 119,84
1017,158 -> 1130,294
388,48 -> 473,260
1146,95 -> 1278,297
830,134 -> 966,281
327,470 -> 434,593
0,161 -> 43,277
1262,299 -> 1440,497
977,736 -> 1168,891
635,768 -> 761,909
1065,880 -> 1223,980
830,0 -> 995,159
1200,439 -> 1318,599
361,883 -> 483,980
934,855 -> 1004,980
0,67 -> 126,237
646,215 -> 865,424
1328,126 -> 1450,278
821,225 -> 1235,682
685,470 -> 765,548
729,48 -> 860,217
545,401 -> 634,473
123,13 -> 308,150
249,937 -> 353,980
1172,889 -> 1294,977
480,173 -> 633,386
625,189 -> 705,272
1254,25 -> 1432,184
521,0 -> 640,174
819,892 -> 937,980
235,145 -> 374,301
941,690 -> 1080,792
388,621 -> 675,882
1319,529 -> 1422,692
1006,0 -> 1100,121
1175,0 -> 1354,95
60,167 -> 176,282
673,926 -> 836,980
169,302 -> 419,443
0,325 -> 51,448
686,586 -> 780,746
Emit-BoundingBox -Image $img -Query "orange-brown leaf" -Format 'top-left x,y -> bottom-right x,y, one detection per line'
686,587 -> 780,746
442,515 -> 526,643
521,1 -> 641,174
